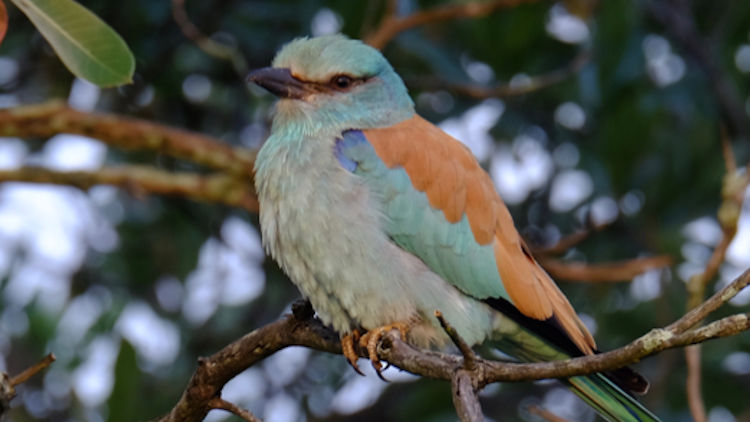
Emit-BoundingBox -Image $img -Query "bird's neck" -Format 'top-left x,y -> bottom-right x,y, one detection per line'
253,117 -> 336,203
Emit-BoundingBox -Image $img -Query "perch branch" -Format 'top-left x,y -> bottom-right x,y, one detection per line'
365,0 -> 543,50
158,268 -> 750,422
0,166 -> 258,212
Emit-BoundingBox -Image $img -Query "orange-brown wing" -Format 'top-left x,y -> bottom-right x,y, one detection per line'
363,116 -> 595,354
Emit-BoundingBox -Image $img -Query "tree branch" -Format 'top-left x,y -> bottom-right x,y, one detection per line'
365,0 -> 543,50
647,1 -> 750,141
0,102 -> 256,177
679,125 -> 748,422
451,369 -> 483,422
406,49 -> 590,99
1,353 -> 56,418
207,397 -> 261,422
0,165 -> 258,212
157,268 -> 750,422
527,405 -> 573,422
537,255 -> 672,283
171,0 -> 249,78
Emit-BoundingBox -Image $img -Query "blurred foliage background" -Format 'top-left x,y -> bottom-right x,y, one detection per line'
1,0 -> 750,421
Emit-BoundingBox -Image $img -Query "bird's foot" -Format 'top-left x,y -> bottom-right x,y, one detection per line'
359,322 -> 410,380
340,329 -> 364,376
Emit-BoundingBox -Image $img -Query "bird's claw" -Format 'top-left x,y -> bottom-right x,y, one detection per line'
341,330 -> 364,376
359,322 -> 409,380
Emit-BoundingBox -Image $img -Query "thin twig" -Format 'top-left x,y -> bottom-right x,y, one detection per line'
171,0 -> 248,75
365,0 -> 543,49
9,353 -> 56,387
207,397 -> 261,422
531,227 -> 600,257
720,125 -> 736,174
685,345 -> 707,422
668,268 -> 750,334
537,255 -> 672,283
681,125 -> 746,422
435,310 -> 477,371
407,49 -> 591,99
0,166 -> 258,212
648,2 -> 749,141
527,405 -> 573,422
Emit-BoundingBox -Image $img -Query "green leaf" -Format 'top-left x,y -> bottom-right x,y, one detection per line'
108,340 -> 139,422
9,0 -> 134,86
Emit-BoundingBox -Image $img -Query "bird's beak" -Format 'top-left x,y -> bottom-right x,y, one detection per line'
247,67 -> 311,99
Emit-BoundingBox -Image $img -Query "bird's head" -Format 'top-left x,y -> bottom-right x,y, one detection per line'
248,35 -> 414,133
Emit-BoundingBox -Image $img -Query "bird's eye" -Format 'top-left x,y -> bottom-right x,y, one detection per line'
332,75 -> 354,89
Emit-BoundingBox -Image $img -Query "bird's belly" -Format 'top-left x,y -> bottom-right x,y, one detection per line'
260,185 -> 415,332
259,177 -> 499,349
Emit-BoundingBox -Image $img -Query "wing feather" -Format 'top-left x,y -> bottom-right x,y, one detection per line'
359,116 -> 596,354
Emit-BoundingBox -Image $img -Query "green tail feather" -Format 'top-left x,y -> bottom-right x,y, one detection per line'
566,374 -> 660,422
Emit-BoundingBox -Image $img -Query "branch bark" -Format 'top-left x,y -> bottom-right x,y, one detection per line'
0,102 -> 256,177
0,165 -> 258,212
1,353 -> 56,418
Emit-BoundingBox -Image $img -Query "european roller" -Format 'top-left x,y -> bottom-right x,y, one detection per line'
249,34 -> 659,422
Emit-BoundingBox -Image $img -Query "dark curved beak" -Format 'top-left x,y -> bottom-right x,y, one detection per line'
247,67 -> 310,99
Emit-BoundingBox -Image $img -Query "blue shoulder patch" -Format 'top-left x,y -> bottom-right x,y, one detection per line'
334,130 -> 369,172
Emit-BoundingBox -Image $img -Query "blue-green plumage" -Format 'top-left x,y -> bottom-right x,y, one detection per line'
337,130 -> 509,301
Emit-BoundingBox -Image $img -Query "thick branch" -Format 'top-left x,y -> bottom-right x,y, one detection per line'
365,0 -> 543,50
0,166 -> 258,212
0,102 -> 256,177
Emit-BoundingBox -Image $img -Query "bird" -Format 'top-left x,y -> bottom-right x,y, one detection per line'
248,34 -> 660,422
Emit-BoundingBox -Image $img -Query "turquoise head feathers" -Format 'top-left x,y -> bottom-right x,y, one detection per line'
249,34 -> 414,133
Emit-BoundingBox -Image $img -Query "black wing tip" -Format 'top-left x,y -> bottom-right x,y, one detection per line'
607,365 -> 651,395
484,296 -> 651,396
